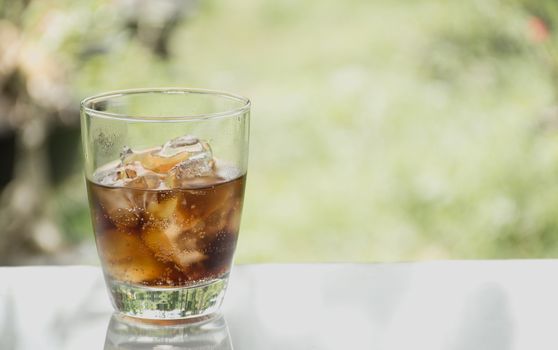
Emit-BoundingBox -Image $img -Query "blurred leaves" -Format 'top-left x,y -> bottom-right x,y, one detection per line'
0,0 -> 194,263
3,0 -> 558,263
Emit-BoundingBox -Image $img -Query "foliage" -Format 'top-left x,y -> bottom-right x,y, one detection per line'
3,0 -> 558,263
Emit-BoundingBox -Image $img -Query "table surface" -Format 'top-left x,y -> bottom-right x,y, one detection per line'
1,261 -> 557,350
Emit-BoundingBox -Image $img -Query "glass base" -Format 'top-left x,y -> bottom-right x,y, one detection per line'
107,276 -> 228,320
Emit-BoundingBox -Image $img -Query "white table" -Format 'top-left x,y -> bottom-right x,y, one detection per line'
1,261 -> 556,349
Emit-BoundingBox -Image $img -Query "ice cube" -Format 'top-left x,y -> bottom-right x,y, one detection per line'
176,250 -> 207,266
141,195 -> 208,268
94,161 -> 121,187
120,144 -> 190,175
122,135 -> 213,177
141,224 -> 181,263
160,136 -> 214,182
91,185 -> 142,229
226,200 -> 243,234
119,146 -> 176,175
181,181 -> 236,224
146,194 -> 179,221
144,152 -> 187,174
120,146 -> 162,165
98,229 -> 167,283
167,153 -> 215,184
142,223 -> 207,268
96,161 -> 165,190
123,165 -> 165,190
115,136 -> 215,184
203,208 -> 230,235
91,164 -> 167,229
159,135 -> 204,157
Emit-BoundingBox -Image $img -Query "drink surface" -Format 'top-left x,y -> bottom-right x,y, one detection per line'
87,135 -> 245,287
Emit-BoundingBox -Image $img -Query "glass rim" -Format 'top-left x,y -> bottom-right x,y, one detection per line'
80,87 -> 251,122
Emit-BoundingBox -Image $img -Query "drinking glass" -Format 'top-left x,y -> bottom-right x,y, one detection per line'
80,88 -> 250,319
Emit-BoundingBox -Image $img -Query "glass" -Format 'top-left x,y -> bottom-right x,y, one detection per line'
80,88 -> 250,320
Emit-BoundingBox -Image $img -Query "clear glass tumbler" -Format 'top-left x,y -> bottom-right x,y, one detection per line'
80,88 -> 250,319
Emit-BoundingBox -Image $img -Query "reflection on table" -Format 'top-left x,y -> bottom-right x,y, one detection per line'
104,313 -> 232,350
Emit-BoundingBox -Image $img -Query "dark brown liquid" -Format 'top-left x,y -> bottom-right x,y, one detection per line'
87,175 -> 245,287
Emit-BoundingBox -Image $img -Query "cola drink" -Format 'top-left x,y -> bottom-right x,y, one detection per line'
87,136 -> 245,287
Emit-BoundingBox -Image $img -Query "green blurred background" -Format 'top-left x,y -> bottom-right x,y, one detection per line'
1,0 -> 558,265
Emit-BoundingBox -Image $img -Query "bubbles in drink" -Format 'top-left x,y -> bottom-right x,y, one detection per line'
87,135 -> 245,286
